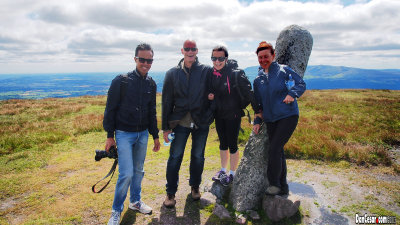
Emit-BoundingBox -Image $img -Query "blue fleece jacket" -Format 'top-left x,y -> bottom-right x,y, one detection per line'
253,62 -> 306,124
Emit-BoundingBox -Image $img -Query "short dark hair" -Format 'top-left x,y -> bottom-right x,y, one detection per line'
211,45 -> 228,57
135,43 -> 154,56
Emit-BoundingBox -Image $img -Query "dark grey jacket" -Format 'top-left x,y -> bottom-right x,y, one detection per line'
162,58 -> 213,130
103,70 -> 159,139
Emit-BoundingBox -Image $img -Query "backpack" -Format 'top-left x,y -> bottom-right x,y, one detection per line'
230,67 -> 253,124
232,70 -> 251,109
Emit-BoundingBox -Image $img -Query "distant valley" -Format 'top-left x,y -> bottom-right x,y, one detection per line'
0,65 -> 399,100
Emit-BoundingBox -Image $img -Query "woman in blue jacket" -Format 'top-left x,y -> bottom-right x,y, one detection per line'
253,41 -> 306,195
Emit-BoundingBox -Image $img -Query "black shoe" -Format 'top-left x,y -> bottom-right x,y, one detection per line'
279,185 -> 289,196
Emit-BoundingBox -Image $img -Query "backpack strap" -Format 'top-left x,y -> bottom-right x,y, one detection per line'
120,74 -> 129,101
234,70 -> 245,102
233,71 -> 252,124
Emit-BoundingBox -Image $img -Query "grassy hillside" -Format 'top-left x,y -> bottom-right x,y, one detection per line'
0,90 -> 399,224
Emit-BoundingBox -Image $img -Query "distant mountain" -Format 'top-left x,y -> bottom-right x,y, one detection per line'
0,65 -> 399,100
244,65 -> 400,90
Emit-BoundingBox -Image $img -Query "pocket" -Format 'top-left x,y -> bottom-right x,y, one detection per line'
142,87 -> 152,104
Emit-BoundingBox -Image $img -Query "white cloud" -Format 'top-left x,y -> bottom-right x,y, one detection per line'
0,0 -> 399,73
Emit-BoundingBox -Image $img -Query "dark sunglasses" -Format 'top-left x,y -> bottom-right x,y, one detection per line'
211,56 -> 226,62
136,57 -> 153,64
183,47 -> 197,52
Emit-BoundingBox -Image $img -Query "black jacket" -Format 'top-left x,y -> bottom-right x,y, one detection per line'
162,58 -> 213,130
207,59 -> 258,120
103,70 -> 159,139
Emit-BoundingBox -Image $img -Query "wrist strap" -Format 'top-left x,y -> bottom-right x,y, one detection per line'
92,159 -> 118,193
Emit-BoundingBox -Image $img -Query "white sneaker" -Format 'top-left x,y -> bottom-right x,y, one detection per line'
129,201 -> 152,214
107,210 -> 121,225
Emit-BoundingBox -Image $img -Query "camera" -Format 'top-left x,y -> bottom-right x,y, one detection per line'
95,146 -> 118,161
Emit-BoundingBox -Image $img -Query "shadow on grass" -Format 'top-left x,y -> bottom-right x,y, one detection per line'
120,210 -> 138,225
148,193 -> 201,224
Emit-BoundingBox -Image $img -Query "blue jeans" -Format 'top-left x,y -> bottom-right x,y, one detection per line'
166,125 -> 209,195
112,129 -> 149,213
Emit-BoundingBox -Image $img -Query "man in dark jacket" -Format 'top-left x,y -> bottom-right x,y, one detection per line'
162,40 -> 213,208
103,43 -> 160,225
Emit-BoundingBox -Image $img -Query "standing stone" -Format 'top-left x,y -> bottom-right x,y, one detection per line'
229,25 -> 313,215
275,24 -> 313,77
229,124 -> 269,211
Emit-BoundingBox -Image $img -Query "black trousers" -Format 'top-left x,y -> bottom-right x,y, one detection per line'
266,115 -> 299,191
215,117 -> 241,154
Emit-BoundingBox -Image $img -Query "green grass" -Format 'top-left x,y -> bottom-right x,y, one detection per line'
2,90 -> 399,168
0,90 -> 399,224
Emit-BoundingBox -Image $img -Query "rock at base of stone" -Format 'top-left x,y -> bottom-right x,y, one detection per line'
207,181 -> 231,201
200,192 -> 217,207
213,203 -> 231,219
262,195 -> 301,222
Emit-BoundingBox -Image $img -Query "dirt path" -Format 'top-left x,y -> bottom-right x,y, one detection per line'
114,160 -> 400,225
2,156 -> 398,224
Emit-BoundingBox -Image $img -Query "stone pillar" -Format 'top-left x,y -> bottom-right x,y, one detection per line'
275,24 -> 313,77
229,124 -> 269,211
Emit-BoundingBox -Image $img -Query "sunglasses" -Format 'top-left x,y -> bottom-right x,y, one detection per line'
183,47 -> 197,52
136,57 -> 153,64
211,57 -> 226,62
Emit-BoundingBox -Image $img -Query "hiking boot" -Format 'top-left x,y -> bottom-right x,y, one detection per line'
107,210 -> 121,225
163,194 -> 176,208
191,186 -> 201,200
266,186 -> 281,195
279,186 -> 289,196
212,170 -> 226,181
129,201 -> 152,214
220,174 -> 233,186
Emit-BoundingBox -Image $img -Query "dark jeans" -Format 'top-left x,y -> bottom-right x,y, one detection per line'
266,115 -> 298,191
166,125 -> 209,195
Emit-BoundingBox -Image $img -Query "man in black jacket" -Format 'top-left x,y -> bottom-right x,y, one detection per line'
103,43 -> 160,225
162,40 -> 213,208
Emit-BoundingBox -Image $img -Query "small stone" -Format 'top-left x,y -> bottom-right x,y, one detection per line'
235,213 -> 247,224
246,210 -> 260,220
200,192 -> 216,207
263,195 -> 301,222
213,203 -> 231,219
210,181 -> 230,200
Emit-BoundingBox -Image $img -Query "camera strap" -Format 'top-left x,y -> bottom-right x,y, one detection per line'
92,159 -> 118,193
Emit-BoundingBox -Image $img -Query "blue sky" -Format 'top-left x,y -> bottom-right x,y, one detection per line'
0,0 -> 398,74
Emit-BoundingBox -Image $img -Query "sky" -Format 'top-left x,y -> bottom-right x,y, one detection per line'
0,0 -> 399,74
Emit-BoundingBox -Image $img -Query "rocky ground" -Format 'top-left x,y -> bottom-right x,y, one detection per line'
115,159 -> 399,225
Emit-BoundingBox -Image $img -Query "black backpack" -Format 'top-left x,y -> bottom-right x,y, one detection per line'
232,70 -> 251,109
228,60 -> 253,124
